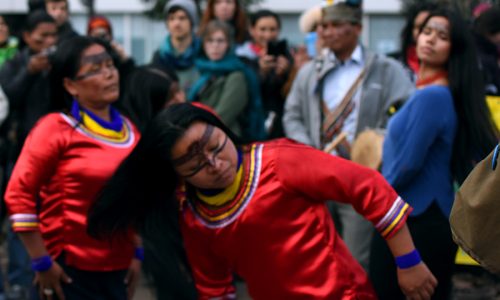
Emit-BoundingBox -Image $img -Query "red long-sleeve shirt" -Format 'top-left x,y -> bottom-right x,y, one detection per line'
5,113 -> 140,271
181,139 -> 412,299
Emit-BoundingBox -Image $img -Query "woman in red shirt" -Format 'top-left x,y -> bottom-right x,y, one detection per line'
89,103 -> 437,300
5,36 -> 141,300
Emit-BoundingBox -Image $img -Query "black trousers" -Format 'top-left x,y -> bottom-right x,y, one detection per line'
369,202 -> 457,300
33,254 -> 128,300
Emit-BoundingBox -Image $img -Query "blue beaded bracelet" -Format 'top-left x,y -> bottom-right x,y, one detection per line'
31,255 -> 53,272
134,247 -> 144,262
395,249 -> 422,269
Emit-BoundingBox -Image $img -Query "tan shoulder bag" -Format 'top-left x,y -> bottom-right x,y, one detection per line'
450,144 -> 500,274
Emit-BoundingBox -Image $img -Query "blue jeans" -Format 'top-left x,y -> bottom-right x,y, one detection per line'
6,224 -> 33,287
4,161 -> 33,288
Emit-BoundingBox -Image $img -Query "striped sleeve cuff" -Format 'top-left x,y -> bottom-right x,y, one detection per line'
10,213 -> 40,231
375,197 -> 412,239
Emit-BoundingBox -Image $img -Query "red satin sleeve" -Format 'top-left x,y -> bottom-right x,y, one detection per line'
5,114 -> 66,231
276,141 -> 412,239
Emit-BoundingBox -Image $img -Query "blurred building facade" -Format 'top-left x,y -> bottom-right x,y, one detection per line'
0,0 -> 404,64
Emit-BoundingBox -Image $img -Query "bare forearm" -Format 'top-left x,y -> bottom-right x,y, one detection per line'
17,231 -> 49,259
385,224 -> 438,300
133,234 -> 142,247
385,224 -> 415,257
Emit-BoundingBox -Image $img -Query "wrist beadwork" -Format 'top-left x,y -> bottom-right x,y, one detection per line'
395,249 -> 422,269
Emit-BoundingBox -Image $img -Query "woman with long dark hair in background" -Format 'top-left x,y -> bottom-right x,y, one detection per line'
392,2 -> 439,79
121,67 -> 185,131
370,7 -> 498,300
199,0 -> 249,45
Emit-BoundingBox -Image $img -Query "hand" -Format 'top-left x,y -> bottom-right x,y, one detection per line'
258,55 -> 276,76
397,262 -> 437,300
291,46 -> 310,70
124,258 -> 141,300
35,262 -> 72,300
28,54 -> 51,74
111,41 -> 129,62
275,55 -> 290,77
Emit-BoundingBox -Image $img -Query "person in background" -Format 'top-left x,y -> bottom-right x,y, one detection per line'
473,6 -> 500,96
282,5 -> 324,98
370,8 -> 498,299
87,15 -> 134,68
5,36 -> 141,300
473,2 -> 493,19
151,0 -> 200,93
0,14 -> 18,300
236,10 -> 292,138
87,15 -> 136,110
390,2 -> 440,80
199,0 -> 249,45
0,15 -> 18,67
0,13 -> 15,249
28,0 -> 46,12
0,11 -> 57,299
188,20 -> 249,137
44,0 -> 78,43
298,5 -> 323,59
0,11 -> 57,158
283,0 -> 413,271
121,67 -> 185,131
0,13 -> 16,186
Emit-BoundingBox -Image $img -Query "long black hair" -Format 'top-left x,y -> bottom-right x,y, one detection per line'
120,67 -> 178,132
87,103 -> 240,298
88,103 -> 240,237
49,36 -> 113,112
400,2 -> 440,64
420,8 -> 498,183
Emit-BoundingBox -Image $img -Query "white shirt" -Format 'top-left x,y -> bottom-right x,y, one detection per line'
322,45 -> 364,144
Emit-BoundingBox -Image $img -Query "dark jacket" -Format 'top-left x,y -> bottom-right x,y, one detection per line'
57,22 -> 79,44
236,41 -> 294,138
474,33 -> 500,96
0,48 -> 52,156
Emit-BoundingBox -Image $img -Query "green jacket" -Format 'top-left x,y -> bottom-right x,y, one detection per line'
198,71 -> 248,136
0,38 -> 18,68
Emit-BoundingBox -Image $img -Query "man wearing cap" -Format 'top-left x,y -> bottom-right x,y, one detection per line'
283,0 -> 413,271
151,0 -> 200,93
